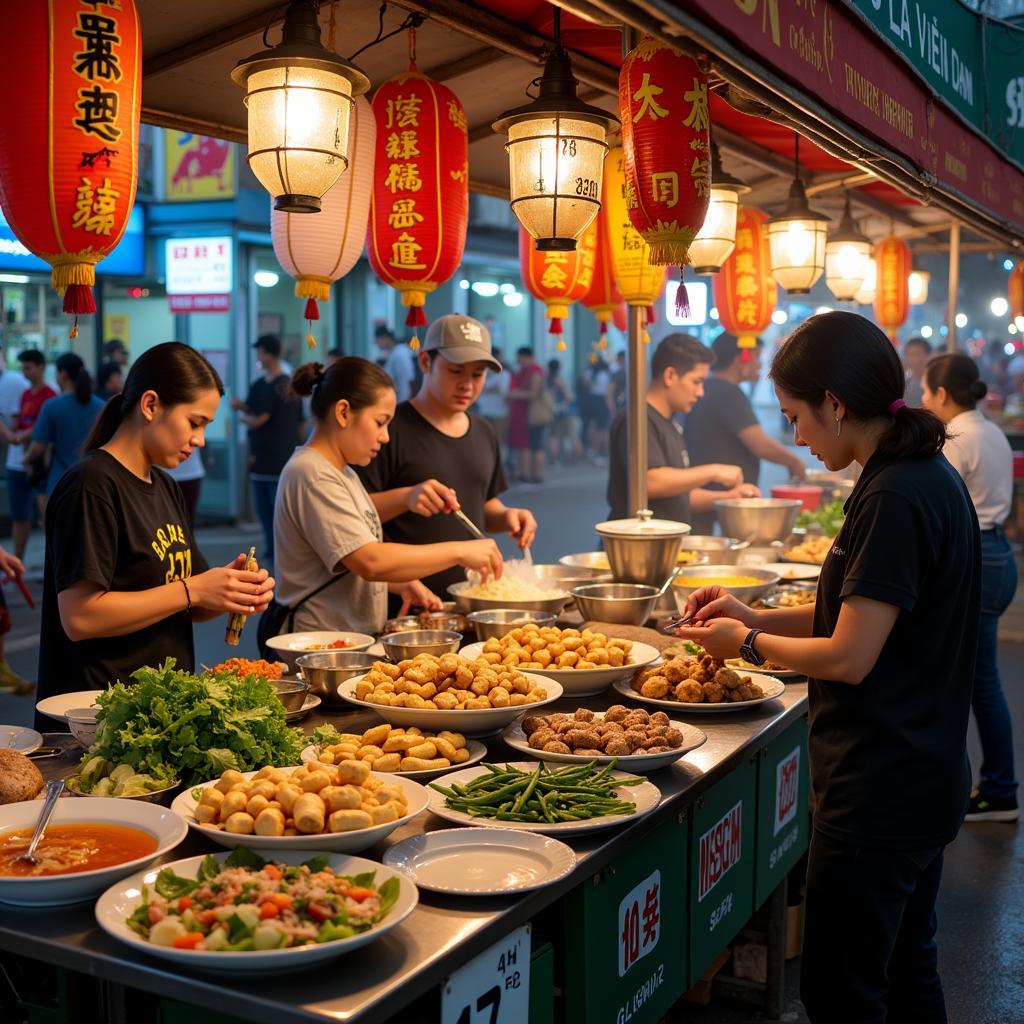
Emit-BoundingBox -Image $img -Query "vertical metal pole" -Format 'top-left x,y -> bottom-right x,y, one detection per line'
947,220 -> 960,352
621,25 -> 649,520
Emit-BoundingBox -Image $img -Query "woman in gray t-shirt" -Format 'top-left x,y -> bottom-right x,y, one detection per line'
274,358 -> 503,635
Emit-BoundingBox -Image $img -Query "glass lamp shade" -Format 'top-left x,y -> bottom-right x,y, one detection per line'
854,257 -> 877,305
908,269 -> 930,305
690,187 -> 741,274
768,216 -> 828,293
825,238 -> 871,301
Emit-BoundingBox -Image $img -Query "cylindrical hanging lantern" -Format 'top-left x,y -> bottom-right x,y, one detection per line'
908,268 -> 930,305
824,195 -> 871,302
232,1 -> 370,213
582,208 -> 625,336
873,235 -> 911,339
602,146 -> 668,338
272,95 -> 375,347
519,220 -> 597,351
0,0 -> 142,335
713,206 -> 777,355
689,137 -> 749,275
1008,260 -> 1024,320
368,51 -> 468,345
854,257 -> 877,306
619,38 -> 711,311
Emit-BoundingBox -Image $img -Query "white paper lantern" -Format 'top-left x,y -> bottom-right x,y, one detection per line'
271,94 -> 375,344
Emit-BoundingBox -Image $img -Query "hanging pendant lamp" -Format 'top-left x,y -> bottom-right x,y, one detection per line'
690,138 -> 750,275
824,195 -> 871,301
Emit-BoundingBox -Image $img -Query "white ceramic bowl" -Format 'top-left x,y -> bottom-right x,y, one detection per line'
96,851 -> 418,971
170,767 -> 429,853
0,798 -> 187,906
35,690 -> 104,723
458,641 -> 661,697
335,674 -> 564,737
264,631 -> 375,674
65,707 -> 100,748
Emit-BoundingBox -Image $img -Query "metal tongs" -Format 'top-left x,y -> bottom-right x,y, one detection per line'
453,507 -> 487,542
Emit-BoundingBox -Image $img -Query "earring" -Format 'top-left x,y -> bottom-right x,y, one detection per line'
835,417 -> 843,438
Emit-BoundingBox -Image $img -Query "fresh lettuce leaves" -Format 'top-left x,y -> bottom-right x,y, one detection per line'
224,848 -> 266,871
376,876 -> 401,919
155,868 -> 200,900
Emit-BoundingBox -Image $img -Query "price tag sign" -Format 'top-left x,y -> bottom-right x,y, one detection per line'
441,925 -> 530,1024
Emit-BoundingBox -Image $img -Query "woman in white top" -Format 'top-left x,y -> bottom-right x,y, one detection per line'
274,358 -> 503,636
922,353 -> 1018,822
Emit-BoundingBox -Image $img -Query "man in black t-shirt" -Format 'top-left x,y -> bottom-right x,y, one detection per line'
685,334 -> 805,532
230,334 -> 301,564
607,334 -> 758,524
360,315 -> 537,606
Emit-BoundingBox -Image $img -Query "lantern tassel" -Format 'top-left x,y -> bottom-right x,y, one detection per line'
63,283 -> 96,316
599,321 -> 608,336
304,297 -> 320,322
674,269 -> 690,318
548,317 -> 563,335
646,306 -> 656,326
70,317 -> 79,340
405,305 -> 428,328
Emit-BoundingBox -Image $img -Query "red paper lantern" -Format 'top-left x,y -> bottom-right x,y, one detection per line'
1010,260 -> 1024,321
713,207 -> 777,359
873,236 -> 911,340
582,208 -> 626,338
519,220 -> 597,352
368,48 -> 468,346
619,38 -> 710,313
0,0 -> 141,335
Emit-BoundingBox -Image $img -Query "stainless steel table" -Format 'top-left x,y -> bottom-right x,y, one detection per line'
1,684 -> 808,1024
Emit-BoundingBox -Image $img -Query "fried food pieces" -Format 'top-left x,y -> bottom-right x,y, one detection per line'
631,655 -> 764,704
521,706 -> 685,756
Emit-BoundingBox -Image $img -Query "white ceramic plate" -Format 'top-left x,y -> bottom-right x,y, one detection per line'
457,641 -> 661,697
300,741 -> 488,780
0,725 -> 43,754
335,675 -> 563,738
285,693 -> 321,722
725,659 -> 804,680
427,761 -> 661,835
0,798 -> 187,906
96,851 -> 417,970
35,691 -> 104,723
611,673 -> 786,712
266,632 -> 375,673
170,767 -> 429,853
501,714 -> 706,772
383,828 -> 576,895
759,562 -> 821,581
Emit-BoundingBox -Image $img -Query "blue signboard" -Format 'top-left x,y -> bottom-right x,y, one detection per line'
0,205 -> 145,276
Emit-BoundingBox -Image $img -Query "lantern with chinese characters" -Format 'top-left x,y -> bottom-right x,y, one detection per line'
519,220 -> 597,351
368,50 -> 468,346
272,95 -> 375,347
713,206 -> 777,358
873,235 -> 911,340
619,38 -> 710,312
0,0 -> 141,336
1008,260 -> 1024,322
582,208 -> 625,342
602,147 -> 667,341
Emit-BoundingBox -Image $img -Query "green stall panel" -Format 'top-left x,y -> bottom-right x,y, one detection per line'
563,814 -> 688,1024
755,715 -> 810,907
688,758 -> 757,982
530,941 -> 555,1024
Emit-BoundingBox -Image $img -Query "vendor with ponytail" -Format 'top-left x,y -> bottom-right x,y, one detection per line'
37,342 -> 275,718
675,311 -> 980,1022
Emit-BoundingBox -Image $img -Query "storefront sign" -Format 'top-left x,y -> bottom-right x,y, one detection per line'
441,925 -> 530,1024
563,815 -> 687,1022
698,801 -> 742,903
165,236 -> 232,297
168,294 -> 229,313
755,716 -> 810,906
164,130 -> 235,200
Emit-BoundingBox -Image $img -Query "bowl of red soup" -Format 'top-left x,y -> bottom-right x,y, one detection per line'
0,797 -> 187,906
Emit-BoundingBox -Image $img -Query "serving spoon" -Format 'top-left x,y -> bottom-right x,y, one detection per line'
15,779 -> 65,865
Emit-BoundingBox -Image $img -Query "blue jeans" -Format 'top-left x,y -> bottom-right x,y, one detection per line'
973,527 -> 1018,800
250,476 -> 278,566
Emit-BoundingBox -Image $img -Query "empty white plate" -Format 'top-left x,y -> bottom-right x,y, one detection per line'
35,691 -> 105,722
0,725 -> 42,754
760,562 -> 821,581
383,828 -> 576,895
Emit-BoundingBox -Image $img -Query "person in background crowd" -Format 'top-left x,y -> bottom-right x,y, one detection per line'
230,334 -> 302,565
922,353 -> 1018,822
360,314 -> 537,614
3,350 -> 55,561
607,334 -> 758,522
547,359 -> 581,465
901,335 -> 932,406
104,338 -> 129,369
980,339 -> 1010,409
477,346 -> 509,448
587,356 -> 612,461
96,361 -> 125,403
0,345 -> 28,540
165,447 -> 205,532
676,312 -> 978,1024
609,350 -> 627,414
0,544 -> 28,693
325,348 -> 344,367
1006,345 -> 1024,397
507,347 -> 550,485
375,324 -> 416,402
275,358 -> 503,635
27,354 -> 104,501
685,333 -> 805,533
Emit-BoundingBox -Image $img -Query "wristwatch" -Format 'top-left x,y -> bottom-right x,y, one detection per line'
739,628 -> 766,666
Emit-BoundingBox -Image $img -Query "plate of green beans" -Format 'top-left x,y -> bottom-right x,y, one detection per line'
426,761 -> 661,835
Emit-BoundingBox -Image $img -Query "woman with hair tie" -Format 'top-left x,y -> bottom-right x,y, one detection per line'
675,311 -> 979,1023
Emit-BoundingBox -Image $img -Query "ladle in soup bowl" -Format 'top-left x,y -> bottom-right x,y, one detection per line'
15,779 -> 64,864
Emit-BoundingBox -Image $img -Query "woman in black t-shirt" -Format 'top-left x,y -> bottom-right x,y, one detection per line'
676,312 -> 978,1024
37,343 -> 275,713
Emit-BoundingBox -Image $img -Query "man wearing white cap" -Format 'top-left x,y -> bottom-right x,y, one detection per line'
361,314 -> 537,607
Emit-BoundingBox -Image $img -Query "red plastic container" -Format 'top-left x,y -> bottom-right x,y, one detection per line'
771,484 -> 824,511
1013,452 -> 1024,480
